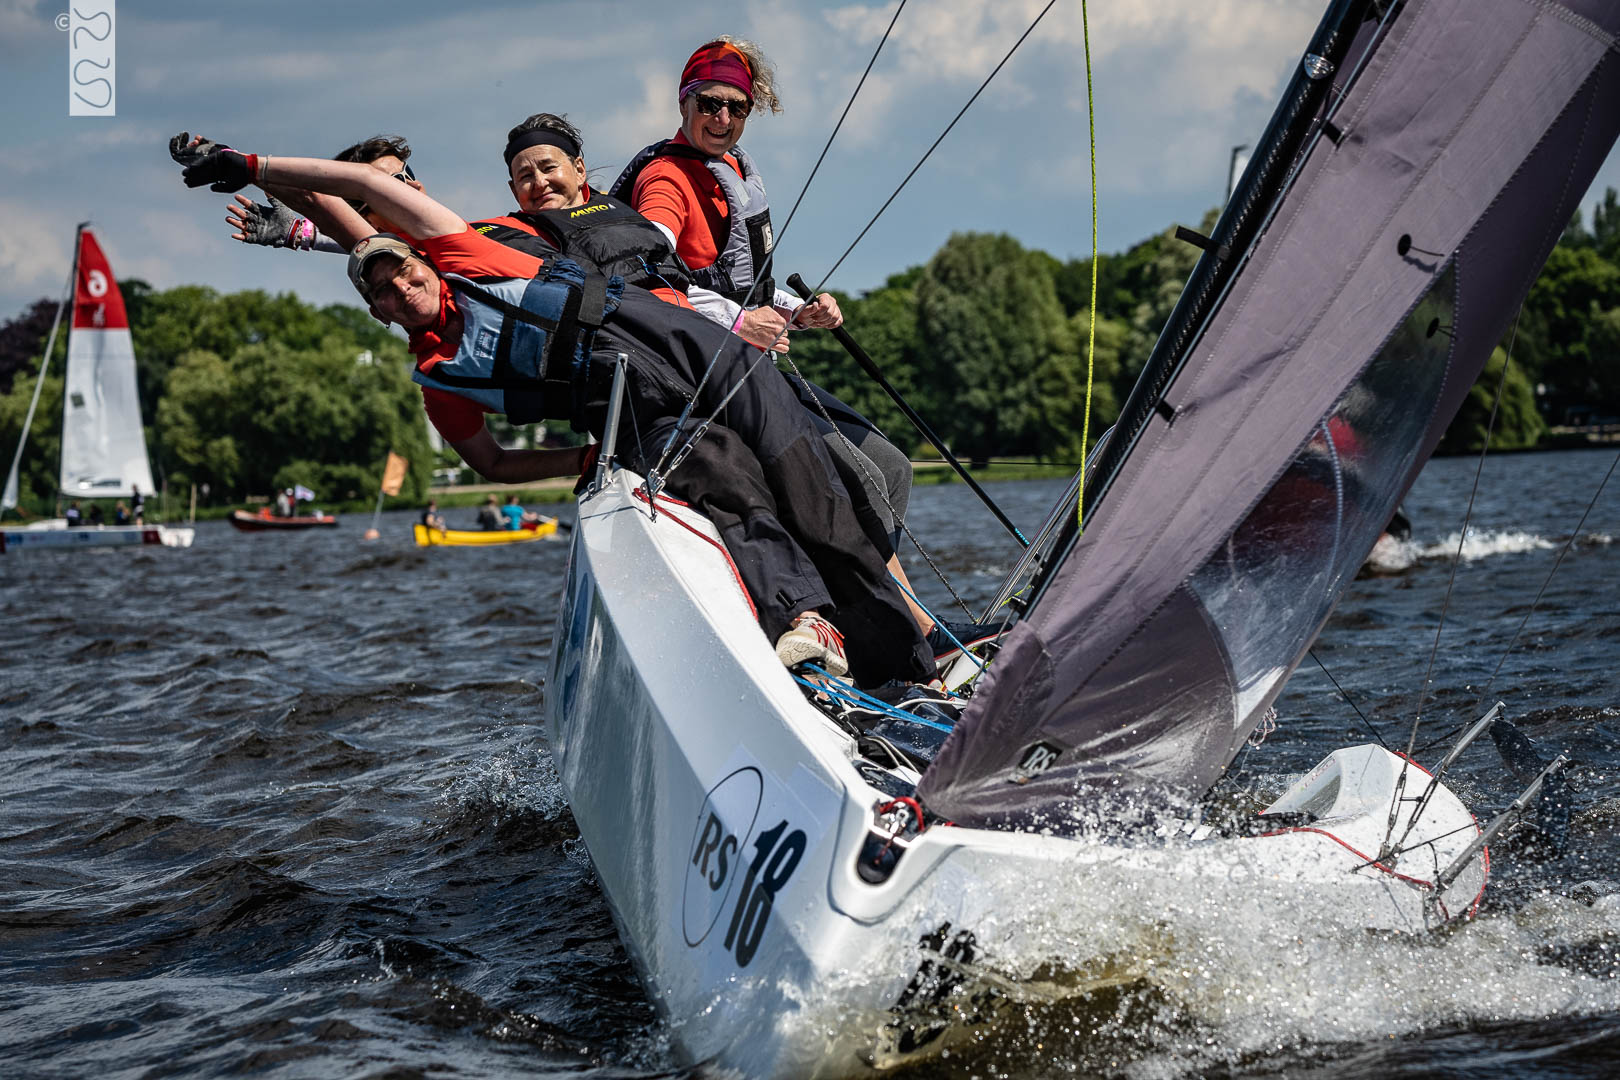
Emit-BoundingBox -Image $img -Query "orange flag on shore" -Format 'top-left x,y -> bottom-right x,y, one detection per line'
380,452 -> 408,497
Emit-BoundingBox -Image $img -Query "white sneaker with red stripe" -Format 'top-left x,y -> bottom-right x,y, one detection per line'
775,611 -> 849,677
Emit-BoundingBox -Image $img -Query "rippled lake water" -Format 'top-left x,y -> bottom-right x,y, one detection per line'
2,448 -> 1617,1078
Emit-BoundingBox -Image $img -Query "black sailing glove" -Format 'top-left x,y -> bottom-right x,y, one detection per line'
182,147 -> 259,193
168,131 -> 223,167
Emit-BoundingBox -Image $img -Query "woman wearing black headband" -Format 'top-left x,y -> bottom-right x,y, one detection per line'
473,113 -> 696,308
503,114 -> 588,215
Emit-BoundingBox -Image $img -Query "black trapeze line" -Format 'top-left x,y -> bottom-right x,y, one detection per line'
646,0 -> 913,485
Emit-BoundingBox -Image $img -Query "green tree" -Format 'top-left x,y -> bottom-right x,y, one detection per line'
1439,346 -> 1547,453
0,368 -> 63,516
782,275 -> 924,454
1517,243 -> 1620,420
914,233 -> 1102,462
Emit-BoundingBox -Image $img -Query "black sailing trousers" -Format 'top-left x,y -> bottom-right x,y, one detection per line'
587,287 -> 932,688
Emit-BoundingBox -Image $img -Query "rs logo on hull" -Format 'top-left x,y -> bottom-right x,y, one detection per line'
681,765 -> 809,967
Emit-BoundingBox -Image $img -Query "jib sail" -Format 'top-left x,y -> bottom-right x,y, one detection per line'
919,0 -> 1620,826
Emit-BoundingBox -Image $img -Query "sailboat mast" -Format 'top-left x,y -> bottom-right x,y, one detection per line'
1,225 -> 83,518
1023,0 -> 1379,610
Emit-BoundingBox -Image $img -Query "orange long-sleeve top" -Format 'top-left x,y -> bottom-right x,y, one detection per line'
629,130 -> 739,273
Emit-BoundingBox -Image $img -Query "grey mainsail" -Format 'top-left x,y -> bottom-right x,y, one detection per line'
919,0 -> 1620,826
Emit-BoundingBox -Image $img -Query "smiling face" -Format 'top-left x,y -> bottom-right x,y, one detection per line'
679,81 -> 751,157
362,253 -> 440,329
507,144 -> 588,213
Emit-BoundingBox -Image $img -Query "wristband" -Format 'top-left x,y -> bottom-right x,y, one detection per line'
288,218 -> 316,251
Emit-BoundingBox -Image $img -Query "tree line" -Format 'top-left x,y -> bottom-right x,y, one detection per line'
0,283 -> 436,516
2,194 -> 1617,516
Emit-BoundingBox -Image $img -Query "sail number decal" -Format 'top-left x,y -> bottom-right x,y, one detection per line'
682,767 -> 808,968
721,818 -> 806,967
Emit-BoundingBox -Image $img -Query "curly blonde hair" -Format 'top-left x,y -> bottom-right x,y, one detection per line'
696,36 -> 783,115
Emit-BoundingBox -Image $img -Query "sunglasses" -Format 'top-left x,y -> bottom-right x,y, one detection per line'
692,92 -> 751,119
347,163 -> 417,217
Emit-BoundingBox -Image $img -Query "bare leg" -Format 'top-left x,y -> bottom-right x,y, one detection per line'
888,554 -> 935,635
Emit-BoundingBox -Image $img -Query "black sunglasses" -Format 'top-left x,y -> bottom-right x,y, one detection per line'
347,163 -> 417,217
692,92 -> 751,119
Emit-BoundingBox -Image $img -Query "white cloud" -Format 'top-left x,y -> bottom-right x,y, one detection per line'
0,0 -> 46,44
0,198 -> 71,295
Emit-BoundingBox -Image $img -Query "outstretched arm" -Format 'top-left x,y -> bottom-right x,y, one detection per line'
173,133 -> 466,240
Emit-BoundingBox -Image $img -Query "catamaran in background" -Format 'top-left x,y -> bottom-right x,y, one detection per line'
1,225 -> 194,553
544,0 -> 1614,1075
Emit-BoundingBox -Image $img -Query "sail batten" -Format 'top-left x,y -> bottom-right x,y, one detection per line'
919,0 -> 1620,827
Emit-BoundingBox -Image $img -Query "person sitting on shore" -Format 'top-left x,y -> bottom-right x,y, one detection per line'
173,135 -> 932,687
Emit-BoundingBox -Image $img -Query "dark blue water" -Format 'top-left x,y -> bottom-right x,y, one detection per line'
2,448 -> 1617,1078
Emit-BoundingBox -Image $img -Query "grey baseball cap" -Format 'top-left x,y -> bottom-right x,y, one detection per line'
347,234 -> 417,297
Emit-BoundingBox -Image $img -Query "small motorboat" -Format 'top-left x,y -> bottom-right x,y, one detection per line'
413,518 -> 560,546
228,508 -> 339,531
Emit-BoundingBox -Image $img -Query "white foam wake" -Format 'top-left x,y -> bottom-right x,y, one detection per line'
1418,527 -> 1555,562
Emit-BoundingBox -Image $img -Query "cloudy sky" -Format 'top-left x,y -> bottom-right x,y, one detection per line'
2,0 -> 1616,324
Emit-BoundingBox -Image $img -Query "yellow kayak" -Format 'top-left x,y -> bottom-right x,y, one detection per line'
413,518 -> 560,546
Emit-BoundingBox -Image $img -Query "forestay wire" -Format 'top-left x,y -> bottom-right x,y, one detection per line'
1416,446 -> 1620,755
654,0 -> 1063,493
643,0 -> 912,489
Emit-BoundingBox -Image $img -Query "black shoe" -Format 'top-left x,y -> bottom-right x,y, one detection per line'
926,618 -> 1008,666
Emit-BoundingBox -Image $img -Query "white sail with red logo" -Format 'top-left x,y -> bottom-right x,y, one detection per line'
1,225 -> 192,551
59,226 -> 155,499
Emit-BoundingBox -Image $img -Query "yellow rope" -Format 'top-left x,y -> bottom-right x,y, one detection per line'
1078,0 -> 1098,531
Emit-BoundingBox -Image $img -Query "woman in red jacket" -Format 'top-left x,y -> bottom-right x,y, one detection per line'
615,38 -> 990,657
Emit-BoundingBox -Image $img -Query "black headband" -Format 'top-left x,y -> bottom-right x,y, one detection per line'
503,128 -> 581,167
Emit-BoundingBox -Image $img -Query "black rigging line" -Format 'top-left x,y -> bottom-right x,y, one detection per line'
1402,310 -> 1520,758
644,0 -> 911,484
1381,311 -> 1518,859
1309,649 -> 1388,749
805,0 -> 1060,295
1417,446 -> 1620,754
762,0 -> 909,287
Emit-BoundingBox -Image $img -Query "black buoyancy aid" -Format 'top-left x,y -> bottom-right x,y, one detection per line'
610,140 -> 774,306
472,193 -> 691,293
412,257 -> 624,427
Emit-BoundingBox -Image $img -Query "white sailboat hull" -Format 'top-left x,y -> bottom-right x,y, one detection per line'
544,472 -> 1485,1077
0,523 -> 194,552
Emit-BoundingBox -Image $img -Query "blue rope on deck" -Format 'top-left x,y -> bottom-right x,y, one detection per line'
792,665 -> 958,732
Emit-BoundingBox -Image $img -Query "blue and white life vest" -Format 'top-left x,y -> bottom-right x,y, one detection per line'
610,140 -> 774,305
412,258 -> 624,426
